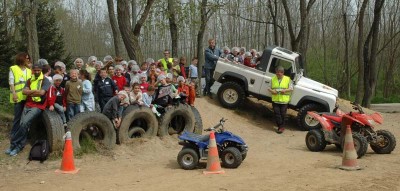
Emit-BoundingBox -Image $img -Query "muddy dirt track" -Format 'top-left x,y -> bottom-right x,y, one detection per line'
0,97 -> 399,191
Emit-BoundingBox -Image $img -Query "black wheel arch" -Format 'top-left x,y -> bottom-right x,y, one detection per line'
296,96 -> 330,111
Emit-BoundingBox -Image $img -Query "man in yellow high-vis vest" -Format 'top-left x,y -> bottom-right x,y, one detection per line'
268,66 -> 293,134
8,53 -> 32,140
158,49 -> 173,72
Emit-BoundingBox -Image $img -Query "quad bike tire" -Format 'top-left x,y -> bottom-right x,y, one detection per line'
158,104 -> 195,137
67,112 -> 116,150
305,129 -> 327,152
370,130 -> 396,154
341,132 -> 368,158
191,106 -> 203,134
29,110 -> 64,152
297,103 -> 324,131
118,105 -> 158,144
177,147 -> 199,170
221,147 -> 243,168
217,81 -> 245,109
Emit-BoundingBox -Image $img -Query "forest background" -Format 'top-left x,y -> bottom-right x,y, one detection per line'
0,0 -> 399,109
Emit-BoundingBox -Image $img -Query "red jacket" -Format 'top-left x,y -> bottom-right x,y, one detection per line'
47,85 -> 66,107
178,84 -> 190,103
112,75 -> 127,91
244,58 -> 256,68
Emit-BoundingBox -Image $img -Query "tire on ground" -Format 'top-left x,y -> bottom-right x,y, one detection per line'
191,106 -> 203,134
158,104 -> 195,137
305,129 -> 327,152
221,147 -> 243,168
348,132 -> 368,158
128,127 -> 146,138
118,105 -> 159,144
67,112 -> 116,150
217,81 -> 245,109
29,110 -> 64,152
370,130 -> 396,154
297,103 -> 325,131
177,147 -> 199,170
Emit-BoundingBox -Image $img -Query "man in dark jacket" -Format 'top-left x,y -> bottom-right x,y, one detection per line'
95,67 -> 118,111
203,39 -> 222,97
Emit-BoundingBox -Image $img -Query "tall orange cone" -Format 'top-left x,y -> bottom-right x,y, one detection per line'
55,131 -> 79,174
203,131 -> 225,175
339,125 -> 361,171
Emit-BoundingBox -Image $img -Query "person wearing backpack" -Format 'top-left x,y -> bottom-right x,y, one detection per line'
5,64 -> 51,156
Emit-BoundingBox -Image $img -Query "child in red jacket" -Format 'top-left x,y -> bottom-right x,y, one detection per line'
47,74 -> 67,127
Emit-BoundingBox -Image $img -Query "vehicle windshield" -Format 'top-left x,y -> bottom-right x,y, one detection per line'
295,55 -> 303,74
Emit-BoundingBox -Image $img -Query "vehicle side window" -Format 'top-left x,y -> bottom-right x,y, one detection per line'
268,58 -> 293,76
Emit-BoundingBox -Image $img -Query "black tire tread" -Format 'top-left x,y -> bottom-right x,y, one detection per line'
217,81 -> 245,109
177,148 -> 199,170
221,147 -> 243,168
297,103 -> 324,131
158,104 -> 195,136
305,129 -> 327,152
42,110 -> 65,152
370,130 -> 396,154
191,106 -> 203,134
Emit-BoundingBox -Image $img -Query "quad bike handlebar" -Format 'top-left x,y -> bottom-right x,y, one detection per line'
204,118 -> 227,132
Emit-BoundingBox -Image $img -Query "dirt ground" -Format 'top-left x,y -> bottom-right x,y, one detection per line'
0,97 -> 399,191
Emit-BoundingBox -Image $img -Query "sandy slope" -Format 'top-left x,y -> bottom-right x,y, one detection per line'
0,97 -> 399,191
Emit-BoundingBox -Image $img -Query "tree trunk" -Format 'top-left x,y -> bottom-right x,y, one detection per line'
196,0 -> 209,96
131,0 -> 137,28
355,0 -> 368,104
342,0 -> 350,98
117,0 -> 155,63
362,0 -> 385,108
107,0 -> 122,56
268,0 -> 279,45
22,0 -> 39,63
167,0 -> 178,57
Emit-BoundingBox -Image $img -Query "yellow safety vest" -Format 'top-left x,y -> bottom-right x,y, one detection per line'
29,72 -> 44,102
159,58 -> 173,71
271,75 -> 291,104
9,65 -> 32,103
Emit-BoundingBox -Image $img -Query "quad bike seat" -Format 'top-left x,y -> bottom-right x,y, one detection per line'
185,132 -> 210,142
322,113 -> 342,123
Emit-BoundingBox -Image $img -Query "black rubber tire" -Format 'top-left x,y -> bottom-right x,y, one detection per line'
221,147 -> 243,168
177,148 -> 199,170
242,152 -> 247,161
370,130 -> 396,154
191,106 -> 203,134
349,132 -> 369,158
128,127 -> 146,138
118,105 -> 159,143
158,104 -> 195,137
305,129 -> 327,152
297,103 -> 325,131
28,110 -> 64,152
217,81 -> 245,109
67,112 -> 116,150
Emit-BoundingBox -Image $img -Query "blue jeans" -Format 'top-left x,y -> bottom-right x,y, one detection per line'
67,103 -> 81,121
204,68 -> 215,94
10,107 -> 42,150
10,101 -> 25,137
54,103 -> 67,123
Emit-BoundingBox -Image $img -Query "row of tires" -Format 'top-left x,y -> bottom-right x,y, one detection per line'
29,104 -> 203,152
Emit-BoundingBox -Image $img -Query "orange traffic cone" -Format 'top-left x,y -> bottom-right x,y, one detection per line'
55,131 -> 79,174
203,131 -> 225,175
339,125 -> 361,171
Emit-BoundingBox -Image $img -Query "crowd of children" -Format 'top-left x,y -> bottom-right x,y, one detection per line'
41,53 -> 198,129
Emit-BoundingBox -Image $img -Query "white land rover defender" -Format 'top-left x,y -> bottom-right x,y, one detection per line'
213,46 -> 338,130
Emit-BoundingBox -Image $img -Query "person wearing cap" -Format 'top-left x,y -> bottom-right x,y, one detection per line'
120,60 -> 131,83
47,74 -> 67,127
8,53 -> 32,141
6,64 -> 51,156
112,65 -> 127,91
243,52 -> 257,68
74,58 -> 84,71
102,91 -> 127,129
153,74 -> 177,107
130,64 -> 141,85
95,67 -> 119,111
165,73 -> 174,85
268,65 -> 293,134
103,55 -> 114,66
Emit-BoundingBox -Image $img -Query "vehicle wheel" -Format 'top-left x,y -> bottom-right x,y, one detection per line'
191,106 -> 203,134
350,133 -> 368,158
370,130 -> 396,154
217,81 -> 245,109
177,148 -> 199,170
158,104 -> 195,137
297,103 -> 324,131
67,112 -> 116,151
128,127 -> 146,138
29,110 -> 64,152
305,129 -> 327,152
221,147 -> 243,168
241,152 -> 247,161
118,105 -> 158,144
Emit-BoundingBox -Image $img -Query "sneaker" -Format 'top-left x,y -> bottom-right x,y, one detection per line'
9,147 -> 21,156
5,147 -> 14,155
276,127 -> 285,134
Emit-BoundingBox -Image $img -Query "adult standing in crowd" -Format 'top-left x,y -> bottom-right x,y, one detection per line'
159,50 -> 173,73
6,64 -> 51,156
268,66 -> 293,134
8,53 -> 32,140
203,39 -> 222,97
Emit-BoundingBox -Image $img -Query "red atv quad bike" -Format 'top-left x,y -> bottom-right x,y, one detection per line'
305,102 -> 396,158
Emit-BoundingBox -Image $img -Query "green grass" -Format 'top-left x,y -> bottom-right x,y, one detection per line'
0,87 -> 14,121
74,136 -> 97,158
